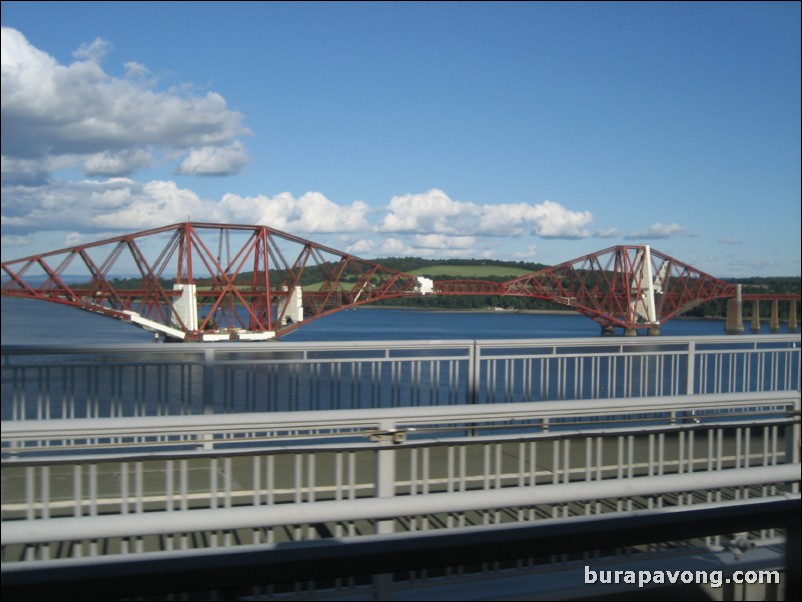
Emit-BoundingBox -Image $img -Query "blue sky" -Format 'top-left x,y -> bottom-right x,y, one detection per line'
2,1 -> 800,277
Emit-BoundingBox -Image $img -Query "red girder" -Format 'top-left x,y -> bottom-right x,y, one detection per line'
2,224 -> 796,341
500,245 -> 739,329
1,222 -> 421,340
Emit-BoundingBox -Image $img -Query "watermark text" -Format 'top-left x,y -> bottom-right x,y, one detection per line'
584,565 -> 780,589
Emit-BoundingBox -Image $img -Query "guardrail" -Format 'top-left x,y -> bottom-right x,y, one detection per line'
2,336 -> 800,600
3,334 -> 799,420
3,391 -> 799,559
4,497 -> 799,601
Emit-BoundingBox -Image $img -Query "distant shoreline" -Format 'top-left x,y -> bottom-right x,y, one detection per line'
354,305 -> 721,319
357,305 -> 569,315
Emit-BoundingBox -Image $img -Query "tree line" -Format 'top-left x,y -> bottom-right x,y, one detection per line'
98,260 -> 800,319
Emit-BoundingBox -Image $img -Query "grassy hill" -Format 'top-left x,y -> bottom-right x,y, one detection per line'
407,265 -> 534,278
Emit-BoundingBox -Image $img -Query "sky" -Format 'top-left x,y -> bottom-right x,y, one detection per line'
1,1 -> 800,277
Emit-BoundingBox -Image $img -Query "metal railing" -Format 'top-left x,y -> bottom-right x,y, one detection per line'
3,334 -> 799,420
2,335 -> 800,600
3,391 -> 799,560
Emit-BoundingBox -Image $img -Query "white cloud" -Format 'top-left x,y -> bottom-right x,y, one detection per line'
379,189 -> 471,234
412,234 -> 477,250
88,180 -> 221,229
0,178 -> 221,234
625,222 -> 689,240
123,61 -> 150,80
379,189 -> 592,239
177,142 -> 251,176
0,26 -> 250,175
344,239 -> 375,255
83,148 -> 154,176
2,177 -> 601,264
379,238 -> 412,256
219,191 -> 371,233
0,234 -> 32,249
64,232 -> 85,247
72,37 -> 112,62
595,227 -> 620,238
522,200 -> 593,238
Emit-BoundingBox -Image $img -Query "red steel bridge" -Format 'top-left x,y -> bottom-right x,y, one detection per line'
1,222 -> 798,341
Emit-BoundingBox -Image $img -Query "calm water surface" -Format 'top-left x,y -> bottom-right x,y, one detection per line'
1,296 -> 733,345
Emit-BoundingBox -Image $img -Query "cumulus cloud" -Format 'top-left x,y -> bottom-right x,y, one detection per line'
88,180 -> 222,229
595,227 -> 620,238
64,232 -> 86,247
1,178 -> 218,234
380,189 -> 592,239
83,148 -> 154,176
412,234 -> 477,250
219,191 -> 371,233
2,173 -> 602,263
379,238 -> 410,256
344,239 -> 375,255
0,26 -> 250,175
625,222 -> 689,240
72,37 -> 112,62
177,142 -> 251,176
380,189 -> 471,234
0,234 -> 32,249
0,174 -> 380,238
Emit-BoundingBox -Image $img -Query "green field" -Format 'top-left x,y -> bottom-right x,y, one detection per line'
300,264 -> 536,291
408,265 -> 534,278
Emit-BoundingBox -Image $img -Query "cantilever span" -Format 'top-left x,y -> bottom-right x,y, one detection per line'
1,222 -> 796,341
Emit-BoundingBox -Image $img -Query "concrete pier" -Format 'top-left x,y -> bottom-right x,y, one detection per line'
726,285 -> 744,334
750,300 -> 761,333
770,299 -> 780,332
730,292 -> 801,334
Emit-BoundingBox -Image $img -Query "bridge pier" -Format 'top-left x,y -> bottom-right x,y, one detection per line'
732,294 -> 800,334
770,299 -> 780,333
601,325 -> 615,337
623,328 -> 638,337
750,300 -> 761,333
647,325 -> 661,336
726,285 -> 744,334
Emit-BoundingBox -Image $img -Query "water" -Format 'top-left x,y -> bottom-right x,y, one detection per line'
1,296 -> 731,345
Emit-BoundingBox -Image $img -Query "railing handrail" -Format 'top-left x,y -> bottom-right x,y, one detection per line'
2,332 -> 800,354
3,464 -> 798,547
4,389 -> 798,436
3,390 -> 798,460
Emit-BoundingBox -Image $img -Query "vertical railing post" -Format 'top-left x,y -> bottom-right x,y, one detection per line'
373,418 -> 397,600
685,341 -> 696,396
674,340 -> 697,424
786,395 -> 801,495
202,348 -> 216,450
468,340 -> 480,405
203,348 -> 215,415
374,419 -> 397,529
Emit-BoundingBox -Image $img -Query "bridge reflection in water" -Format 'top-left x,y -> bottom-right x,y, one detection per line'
2,335 -> 800,600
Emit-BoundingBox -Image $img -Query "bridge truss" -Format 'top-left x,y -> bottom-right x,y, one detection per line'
0,222 -> 758,341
